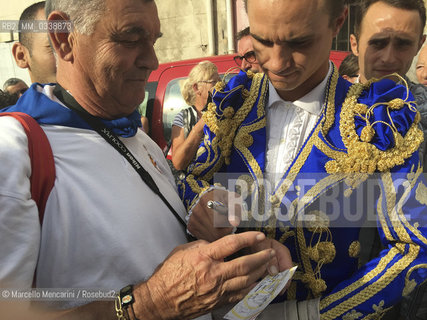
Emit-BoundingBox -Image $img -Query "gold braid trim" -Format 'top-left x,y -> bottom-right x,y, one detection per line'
360,305 -> 393,320
321,63 -> 340,137
320,243 -> 398,310
381,172 -> 411,243
403,264 -> 427,296
297,218 -> 324,298
271,65 -> 340,209
228,76 -> 268,234
416,182 -> 427,205
234,77 -> 268,181
186,174 -> 211,208
202,148 -> 227,182
394,169 -> 427,247
326,74 -> 423,174
265,66 -> 339,243
287,280 -> 298,301
189,123 -> 224,181
295,210 -> 336,298
320,243 -> 419,320
349,241 -> 361,258
342,310 -> 363,320
376,175 -> 393,241
382,168 -> 427,247
271,126 -> 322,215
203,72 -> 266,166
287,174 -> 346,224
319,170 -> 418,312
314,135 -> 347,160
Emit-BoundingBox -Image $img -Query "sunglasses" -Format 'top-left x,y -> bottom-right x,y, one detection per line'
198,80 -> 218,85
233,51 -> 257,67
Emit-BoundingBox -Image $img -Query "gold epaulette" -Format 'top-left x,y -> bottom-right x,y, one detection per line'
202,72 -> 266,165
326,74 -> 424,174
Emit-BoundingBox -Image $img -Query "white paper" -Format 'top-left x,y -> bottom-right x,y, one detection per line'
224,266 -> 297,320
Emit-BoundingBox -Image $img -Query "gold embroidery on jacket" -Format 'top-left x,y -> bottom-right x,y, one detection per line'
349,241 -> 361,258
403,264 -> 427,296
204,72 -> 266,166
273,67 -> 340,205
416,182 -> 427,205
325,74 -> 423,174
342,310 -> 363,320
321,244 -> 418,319
319,179 -> 401,311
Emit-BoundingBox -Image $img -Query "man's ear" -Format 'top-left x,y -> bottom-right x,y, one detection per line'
332,6 -> 348,38
12,42 -> 30,69
350,34 -> 359,56
418,34 -> 426,52
193,83 -> 200,95
48,11 -> 74,62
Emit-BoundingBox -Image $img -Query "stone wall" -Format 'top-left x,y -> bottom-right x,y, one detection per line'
1,0 -> 427,77
154,0 -> 233,63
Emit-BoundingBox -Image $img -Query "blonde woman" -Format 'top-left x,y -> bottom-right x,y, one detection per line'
171,61 -> 220,171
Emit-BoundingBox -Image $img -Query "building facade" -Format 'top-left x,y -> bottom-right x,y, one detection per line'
0,0 -> 426,85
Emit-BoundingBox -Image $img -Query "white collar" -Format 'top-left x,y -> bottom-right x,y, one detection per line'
267,62 -> 333,116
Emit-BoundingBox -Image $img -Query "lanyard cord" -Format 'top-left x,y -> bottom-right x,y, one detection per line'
53,84 -> 187,229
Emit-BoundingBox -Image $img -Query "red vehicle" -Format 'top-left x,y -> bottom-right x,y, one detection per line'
142,51 -> 349,152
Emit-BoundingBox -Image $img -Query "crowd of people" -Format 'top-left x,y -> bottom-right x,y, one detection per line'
1,0 -> 427,319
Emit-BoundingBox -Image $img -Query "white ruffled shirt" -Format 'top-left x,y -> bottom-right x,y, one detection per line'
265,64 -> 332,187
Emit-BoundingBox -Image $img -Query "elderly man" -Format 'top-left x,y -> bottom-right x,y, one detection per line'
0,0 -> 292,319
11,1 -> 56,85
179,0 -> 427,318
234,27 -> 262,73
350,0 -> 427,171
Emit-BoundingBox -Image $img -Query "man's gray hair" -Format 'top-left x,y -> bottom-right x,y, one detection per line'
45,0 -> 106,34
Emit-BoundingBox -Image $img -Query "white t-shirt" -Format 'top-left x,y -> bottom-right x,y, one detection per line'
0,86 -> 208,316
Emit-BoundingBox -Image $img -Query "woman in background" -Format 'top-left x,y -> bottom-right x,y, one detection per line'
171,61 -> 220,171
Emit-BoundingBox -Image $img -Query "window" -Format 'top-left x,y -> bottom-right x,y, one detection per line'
162,73 -> 237,144
162,78 -> 187,143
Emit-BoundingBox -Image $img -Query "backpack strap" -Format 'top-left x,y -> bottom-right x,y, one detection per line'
0,112 -> 55,224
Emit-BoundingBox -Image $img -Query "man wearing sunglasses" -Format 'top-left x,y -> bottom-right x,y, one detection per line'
234,27 -> 262,73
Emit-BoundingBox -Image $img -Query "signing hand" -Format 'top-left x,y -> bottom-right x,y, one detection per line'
188,189 -> 245,242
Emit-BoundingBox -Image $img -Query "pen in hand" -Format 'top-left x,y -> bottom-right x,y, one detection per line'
206,200 -> 228,215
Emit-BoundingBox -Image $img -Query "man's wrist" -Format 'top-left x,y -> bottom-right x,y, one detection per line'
115,285 -> 139,320
132,282 -> 163,320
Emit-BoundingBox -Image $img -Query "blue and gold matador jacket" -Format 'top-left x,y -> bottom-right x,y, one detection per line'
178,65 -> 427,319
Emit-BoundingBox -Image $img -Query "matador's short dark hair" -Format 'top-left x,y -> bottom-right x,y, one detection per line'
243,0 -> 347,24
